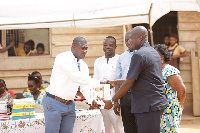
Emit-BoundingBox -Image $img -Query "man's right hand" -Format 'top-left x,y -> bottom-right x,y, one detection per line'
107,80 -> 115,88
113,102 -> 120,116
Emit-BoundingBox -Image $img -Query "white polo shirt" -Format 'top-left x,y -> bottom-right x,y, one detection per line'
46,51 -> 99,100
93,54 -> 119,97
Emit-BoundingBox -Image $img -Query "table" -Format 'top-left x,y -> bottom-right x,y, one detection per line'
0,110 -> 105,133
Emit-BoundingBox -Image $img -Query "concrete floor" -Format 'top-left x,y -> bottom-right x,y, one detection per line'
179,122 -> 200,133
179,113 -> 200,133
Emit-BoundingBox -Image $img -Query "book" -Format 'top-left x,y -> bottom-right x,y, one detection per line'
88,84 -> 111,105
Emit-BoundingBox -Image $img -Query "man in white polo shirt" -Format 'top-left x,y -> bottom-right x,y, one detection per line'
43,36 -> 99,133
93,36 -> 124,133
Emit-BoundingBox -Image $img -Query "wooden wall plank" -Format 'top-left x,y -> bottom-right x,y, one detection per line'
179,23 -> 200,31
2,76 -> 50,89
179,31 -> 200,42
191,50 -> 200,116
52,27 -> 123,34
52,34 -> 123,46
179,63 -> 191,71
0,69 -> 52,78
180,71 -> 192,82
178,11 -> 200,23
0,56 -> 54,70
179,56 -> 191,63
179,42 -> 196,51
184,82 -> 192,93
52,44 -> 124,58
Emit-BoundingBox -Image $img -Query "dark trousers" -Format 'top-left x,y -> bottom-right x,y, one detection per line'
120,92 -> 138,133
135,109 -> 164,133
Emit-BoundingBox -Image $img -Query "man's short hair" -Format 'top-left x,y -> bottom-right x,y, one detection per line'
72,37 -> 87,46
105,36 -> 116,44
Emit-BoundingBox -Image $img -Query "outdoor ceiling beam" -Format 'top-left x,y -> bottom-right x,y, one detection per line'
148,3 -> 154,46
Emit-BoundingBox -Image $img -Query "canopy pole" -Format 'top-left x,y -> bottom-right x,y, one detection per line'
123,25 -> 127,52
149,3 -> 154,46
123,25 -> 132,52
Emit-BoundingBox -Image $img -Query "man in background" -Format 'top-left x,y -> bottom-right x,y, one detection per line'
115,30 -> 137,133
93,36 -> 124,133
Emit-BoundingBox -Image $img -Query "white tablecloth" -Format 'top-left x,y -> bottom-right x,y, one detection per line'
0,110 -> 105,133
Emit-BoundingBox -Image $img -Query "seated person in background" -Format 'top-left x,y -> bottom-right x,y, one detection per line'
168,33 -> 189,70
29,43 -> 48,56
0,79 -> 13,112
23,75 -> 46,104
3,83 -> 16,99
0,40 -> 15,53
29,40 -> 35,51
18,40 -> 34,56
163,33 -> 170,48
23,71 -> 48,93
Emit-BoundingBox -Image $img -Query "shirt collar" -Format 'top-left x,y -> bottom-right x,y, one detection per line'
169,43 -> 178,49
141,42 -> 150,48
69,50 -> 79,62
127,49 -> 136,53
103,54 -> 117,60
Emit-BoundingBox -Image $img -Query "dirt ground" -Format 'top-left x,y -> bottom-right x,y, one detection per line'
179,122 -> 200,133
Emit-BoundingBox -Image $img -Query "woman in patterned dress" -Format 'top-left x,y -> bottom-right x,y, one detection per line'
154,44 -> 186,133
23,75 -> 46,104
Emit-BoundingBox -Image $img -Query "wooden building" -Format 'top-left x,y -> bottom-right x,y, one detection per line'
0,11 -> 200,116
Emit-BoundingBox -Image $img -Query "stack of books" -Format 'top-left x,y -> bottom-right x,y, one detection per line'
12,98 -> 35,120
0,100 -> 10,121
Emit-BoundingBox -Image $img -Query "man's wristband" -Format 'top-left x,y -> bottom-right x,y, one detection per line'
111,100 -> 117,104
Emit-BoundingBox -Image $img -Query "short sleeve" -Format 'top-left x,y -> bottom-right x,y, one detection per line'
165,65 -> 180,78
23,92 -> 32,98
93,58 -> 100,79
115,56 -> 122,80
127,54 -> 144,80
7,93 -> 13,106
178,45 -> 186,53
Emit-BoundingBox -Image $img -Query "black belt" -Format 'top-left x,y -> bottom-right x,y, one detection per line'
46,92 -> 72,104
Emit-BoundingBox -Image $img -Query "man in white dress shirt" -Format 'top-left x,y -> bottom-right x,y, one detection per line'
43,37 -> 99,133
93,36 -> 124,133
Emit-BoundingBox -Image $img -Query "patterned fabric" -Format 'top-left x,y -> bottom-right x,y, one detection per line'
23,91 -> 46,104
0,92 -> 13,106
160,64 -> 182,133
26,84 -> 47,93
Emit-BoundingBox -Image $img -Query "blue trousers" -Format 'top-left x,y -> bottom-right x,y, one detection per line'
42,94 -> 76,133
135,109 -> 164,133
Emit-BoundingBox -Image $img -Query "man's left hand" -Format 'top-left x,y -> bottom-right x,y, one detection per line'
113,102 -> 120,116
103,100 -> 113,109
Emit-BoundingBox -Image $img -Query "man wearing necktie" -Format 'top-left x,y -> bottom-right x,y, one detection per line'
43,36 -> 99,133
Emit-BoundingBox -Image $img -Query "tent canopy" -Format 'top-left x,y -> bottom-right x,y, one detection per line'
0,0 -> 199,29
